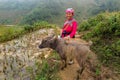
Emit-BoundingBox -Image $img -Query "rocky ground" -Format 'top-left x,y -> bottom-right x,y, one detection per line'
0,28 -> 120,80
0,29 -> 54,80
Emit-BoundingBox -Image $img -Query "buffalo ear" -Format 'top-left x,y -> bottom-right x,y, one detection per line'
49,35 -> 57,43
53,35 -> 57,39
49,35 -> 57,48
48,34 -> 57,40
45,34 -> 55,40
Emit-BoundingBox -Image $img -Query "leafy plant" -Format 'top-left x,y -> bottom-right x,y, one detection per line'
79,12 -> 120,72
35,51 -> 60,80
24,24 -> 34,32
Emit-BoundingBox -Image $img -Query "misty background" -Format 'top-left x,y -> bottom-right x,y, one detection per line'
0,0 -> 120,25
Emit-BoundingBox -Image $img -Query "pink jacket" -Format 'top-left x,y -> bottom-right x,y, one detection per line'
61,18 -> 78,38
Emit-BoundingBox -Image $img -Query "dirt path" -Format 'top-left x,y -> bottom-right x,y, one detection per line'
57,38 -> 94,80
58,59 -> 80,80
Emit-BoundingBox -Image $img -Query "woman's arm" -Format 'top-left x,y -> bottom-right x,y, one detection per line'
69,21 -> 78,38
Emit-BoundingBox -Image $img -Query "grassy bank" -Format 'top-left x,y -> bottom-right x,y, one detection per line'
78,11 -> 120,72
0,21 -> 56,43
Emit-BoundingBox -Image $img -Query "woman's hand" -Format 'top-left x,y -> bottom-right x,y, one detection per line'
64,36 -> 70,40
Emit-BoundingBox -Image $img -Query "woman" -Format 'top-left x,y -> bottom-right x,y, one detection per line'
60,8 -> 78,40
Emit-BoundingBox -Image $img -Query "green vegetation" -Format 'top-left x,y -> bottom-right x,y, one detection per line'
35,60 -> 60,80
92,0 -> 120,15
35,51 -> 60,80
0,0 -> 120,78
78,12 -> 120,72
24,21 -> 56,32
1,0 -> 120,25
0,0 -> 39,24
0,25 -> 24,42
0,21 -> 55,43
25,51 -> 60,80
21,0 -> 120,25
21,0 -> 63,25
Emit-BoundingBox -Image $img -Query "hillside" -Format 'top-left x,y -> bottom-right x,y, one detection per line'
0,0 -> 120,79
0,0 -> 120,25
78,12 -> 120,72
0,26 -> 120,80
0,28 -> 57,80
0,11 -> 120,79
0,27 -> 120,80
19,0 -> 120,25
0,0 -> 39,24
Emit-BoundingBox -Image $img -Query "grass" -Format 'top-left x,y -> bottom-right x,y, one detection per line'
0,25 -> 25,42
78,11 -> 120,72
0,21 -> 56,43
0,21 -> 60,79
35,51 -> 61,80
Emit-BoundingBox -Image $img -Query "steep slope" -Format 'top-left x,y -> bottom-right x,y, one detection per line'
0,29 -> 54,80
78,12 -> 120,74
1,0 -> 120,25
22,0 -> 120,25
0,27 -> 120,80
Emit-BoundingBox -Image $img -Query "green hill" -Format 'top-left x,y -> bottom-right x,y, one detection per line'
21,0 -> 120,26
78,12 -> 120,72
0,0 -> 39,24
0,0 -> 120,25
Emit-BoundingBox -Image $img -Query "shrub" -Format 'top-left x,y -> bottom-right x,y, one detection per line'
23,25 -> 34,32
78,14 -> 106,32
33,21 -> 54,30
0,26 -> 24,42
80,12 -> 120,71
78,21 -> 91,32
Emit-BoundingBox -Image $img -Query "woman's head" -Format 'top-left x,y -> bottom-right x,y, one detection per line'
65,8 -> 74,20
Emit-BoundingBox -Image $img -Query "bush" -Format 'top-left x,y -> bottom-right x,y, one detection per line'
80,12 -> 120,71
78,14 -> 107,32
23,25 -> 34,32
78,21 -> 91,32
33,21 -> 53,30
0,26 -> 24,42
23,21 -> 55,33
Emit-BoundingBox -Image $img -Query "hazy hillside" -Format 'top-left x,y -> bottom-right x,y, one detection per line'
21,0 -> 120,26
0,0 -> 39,24
21,0 -> 97,25
0,0 -> 120,25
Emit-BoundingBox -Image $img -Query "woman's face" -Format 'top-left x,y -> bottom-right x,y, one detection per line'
66,12 -> 73,20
